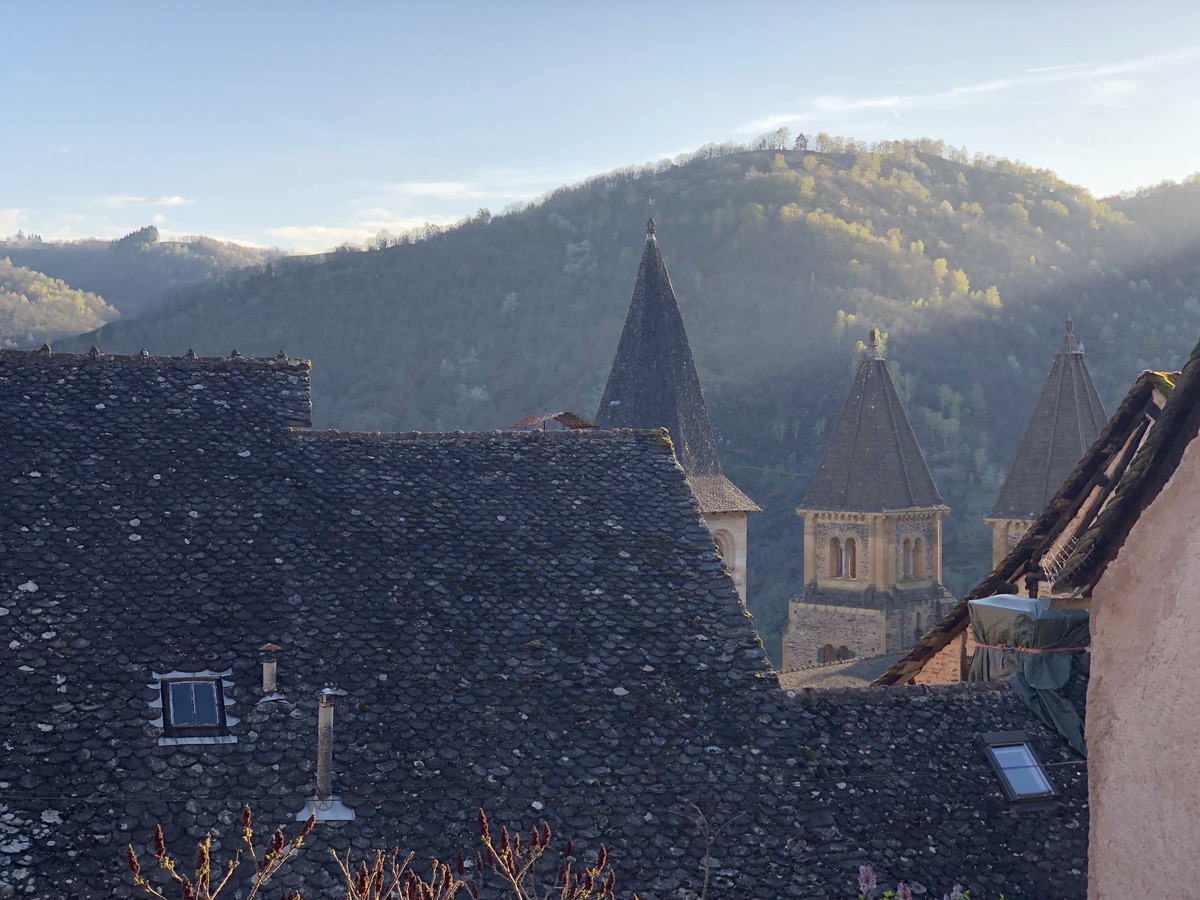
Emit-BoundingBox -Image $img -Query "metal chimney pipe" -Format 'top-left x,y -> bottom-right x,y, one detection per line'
316,691 -> 334,801
260,643 -> 281,694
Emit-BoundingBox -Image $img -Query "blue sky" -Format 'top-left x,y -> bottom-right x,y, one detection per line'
4,2 -> 1199,252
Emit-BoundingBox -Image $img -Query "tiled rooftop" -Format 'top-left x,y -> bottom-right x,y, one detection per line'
0,349 -> 1086,899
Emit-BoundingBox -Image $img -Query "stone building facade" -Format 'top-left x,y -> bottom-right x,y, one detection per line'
784,333 -> 952,668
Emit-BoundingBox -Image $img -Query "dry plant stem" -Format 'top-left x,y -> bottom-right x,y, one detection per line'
127,808 -> 315,900
687,802 -> 745,900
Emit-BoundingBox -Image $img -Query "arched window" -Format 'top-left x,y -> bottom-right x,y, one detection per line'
836,645 -> 853,661
902,538 -> 913,579
845,538 -> 857,579
913,611 -> 924,642
819,643 -> 836,663
913,538 -> 925,579
829,537 -> 842,577
713,531 -> 733,564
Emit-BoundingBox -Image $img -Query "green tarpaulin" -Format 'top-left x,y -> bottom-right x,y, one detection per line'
967,594 -> 1090,756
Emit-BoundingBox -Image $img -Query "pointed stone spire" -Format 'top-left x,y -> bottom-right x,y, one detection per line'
989,319 -> 1108,519
596,222 -> 756,513
801,333 -> 944,512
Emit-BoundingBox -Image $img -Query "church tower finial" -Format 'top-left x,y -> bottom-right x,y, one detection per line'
647,198 -> 655,237
1061,317 -> 1080,354
868,329 -> 885,360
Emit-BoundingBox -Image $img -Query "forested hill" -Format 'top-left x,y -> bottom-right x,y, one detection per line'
1,226 -> 267,320
0,257 -> 119,345
59,143 -> 1200,663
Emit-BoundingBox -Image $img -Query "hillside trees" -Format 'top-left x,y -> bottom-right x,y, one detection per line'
53,141 -> 1200,662
0,257 -> 119,345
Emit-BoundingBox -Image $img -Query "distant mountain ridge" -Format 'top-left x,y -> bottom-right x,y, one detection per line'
1,226 -> 267,326
51,141 -> 1200,662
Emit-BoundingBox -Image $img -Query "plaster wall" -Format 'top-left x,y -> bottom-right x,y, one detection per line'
1087,433 -> 1200,899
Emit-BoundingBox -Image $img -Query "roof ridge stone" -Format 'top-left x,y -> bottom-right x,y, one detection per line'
784,681 -> 1011,706
0,347 -> 310,371
292,427 -> 677,447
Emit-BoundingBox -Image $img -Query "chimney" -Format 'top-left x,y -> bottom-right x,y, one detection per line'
260,643 -> 281,695
316,691 -> 334,800
296,688 -> 355,822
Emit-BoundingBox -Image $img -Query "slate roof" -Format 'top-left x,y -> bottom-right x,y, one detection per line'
989,320 -> 1108,519
877,365 -> 1179,686
0,348 -> 1085,899
595,221 -> 758,514
801,333 -> 944,512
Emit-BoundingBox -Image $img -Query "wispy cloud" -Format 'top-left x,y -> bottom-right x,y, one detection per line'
1025,63 -> 1089,73
100,195 -> 193,208
736,45 -> 1200,133
265,216 -> 461,254
0,208 -> 27,234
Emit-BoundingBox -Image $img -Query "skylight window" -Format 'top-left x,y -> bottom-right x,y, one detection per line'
167,680 -> 222,729
981,731 -> 1055,807
149,668 -> 238,745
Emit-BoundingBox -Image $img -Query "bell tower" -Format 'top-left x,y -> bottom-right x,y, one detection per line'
784,332 -> 953,667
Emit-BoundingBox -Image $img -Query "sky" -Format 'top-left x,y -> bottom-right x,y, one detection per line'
4,2 -> 1200,253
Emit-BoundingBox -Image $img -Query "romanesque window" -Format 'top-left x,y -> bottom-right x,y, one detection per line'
844,538 -> 857,579
819,643 -> 836,663
836,645 -> 853,661
829,537 -> 841,577
713,531 -> 733,565
913,538 -> 925,579
902,538 -> 913,579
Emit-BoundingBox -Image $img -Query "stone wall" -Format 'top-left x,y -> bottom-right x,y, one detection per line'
784,600 -> 883,667
703,511 -> 749,603
1087,428 -> 1200,899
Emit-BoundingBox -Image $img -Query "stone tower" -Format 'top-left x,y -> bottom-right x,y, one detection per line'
784,331 -> 953,667
984,319 -> 1107,568
596,218 -> 759,601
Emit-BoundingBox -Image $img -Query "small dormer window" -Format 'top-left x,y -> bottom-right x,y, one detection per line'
981,731 -> 1055,807
150,669 -> 238,745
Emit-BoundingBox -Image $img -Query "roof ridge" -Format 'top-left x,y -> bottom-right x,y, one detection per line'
0,347 -> 310,371
880,360 -> 918,506
294,427 -> 677,446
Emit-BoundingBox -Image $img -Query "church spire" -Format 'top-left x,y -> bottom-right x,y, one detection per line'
801,333 -> 943,512
989,319 -> 1107,520
596,221 -> 757,512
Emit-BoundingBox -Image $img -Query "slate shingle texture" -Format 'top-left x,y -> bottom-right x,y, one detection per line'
0,349 -> 1085,899
989,321 -> 1108,519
